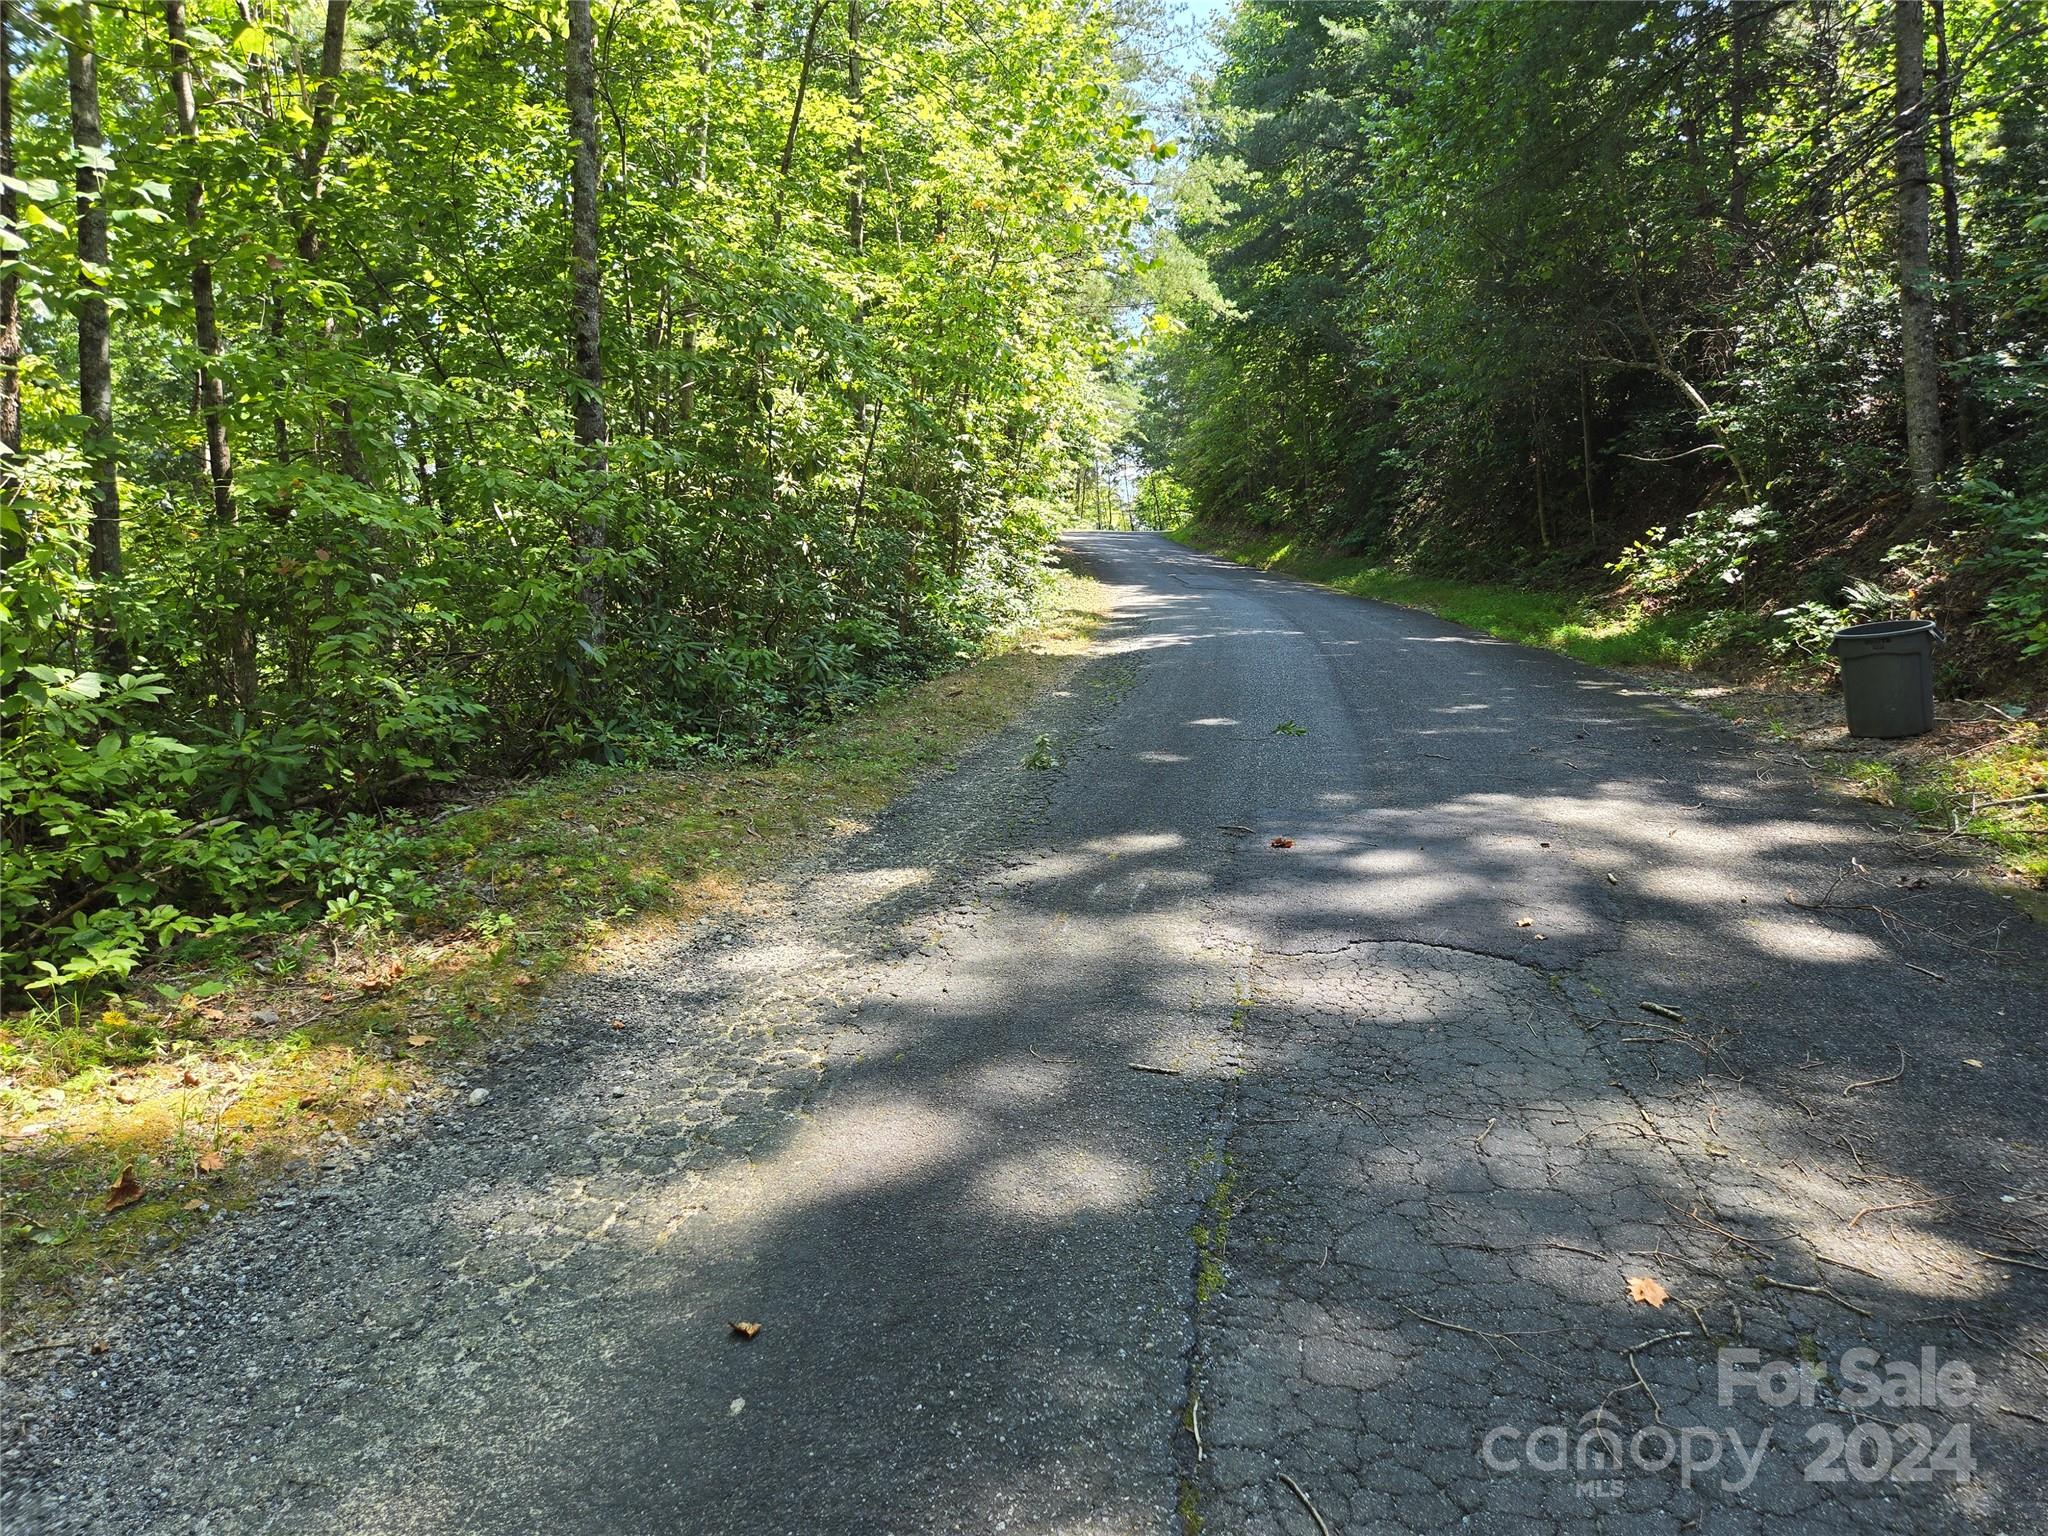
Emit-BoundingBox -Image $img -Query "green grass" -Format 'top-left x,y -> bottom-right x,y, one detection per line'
1171,522 -> 1722,669
1842,727 -> 2048,885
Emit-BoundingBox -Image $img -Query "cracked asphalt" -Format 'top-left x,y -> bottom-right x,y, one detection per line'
6,529 -> 2047,1534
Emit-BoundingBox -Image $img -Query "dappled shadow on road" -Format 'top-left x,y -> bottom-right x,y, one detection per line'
24,532 -> 2045,1535
338,536 -> 2043,1532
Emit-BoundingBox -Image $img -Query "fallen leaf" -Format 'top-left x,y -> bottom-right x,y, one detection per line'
182,1198 -> 208,1212
730,1321 -> 762,1340
103,1164 -> 146,1212
1963,1058 -> 1983,1068
1515,917 -> 1533,928
197,1150 -> 225,1174
406,1034 -> 434,1048
113,1088 -> 140,1105
89,1339 -> 110,1355
180,1069 -> 200,1087
1269,837 -> 1295,849
1605,872 -> 1619,886
1626,1275 -> 1670,1308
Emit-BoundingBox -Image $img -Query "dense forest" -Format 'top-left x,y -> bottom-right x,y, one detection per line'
1135,0 -> 2047,681
0,0 -> 1157,996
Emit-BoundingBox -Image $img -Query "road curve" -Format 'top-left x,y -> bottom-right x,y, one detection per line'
7,529 -> 2046,1535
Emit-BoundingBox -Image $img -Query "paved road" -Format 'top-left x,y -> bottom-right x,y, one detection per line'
8,531 -> 2047,1534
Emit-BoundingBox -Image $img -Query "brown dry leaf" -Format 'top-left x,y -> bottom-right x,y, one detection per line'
182,1198 -> 208,1212
196,1150 -> 225,1174
89,1339 -> 110,1356
103,1164 -> 145,1212
406,1034 -> 434,1048
1626,1274 -> 1670,1308
729,1321 -> 763,1340
1269,836 -> 1295,849
180,1069 -> 201,1087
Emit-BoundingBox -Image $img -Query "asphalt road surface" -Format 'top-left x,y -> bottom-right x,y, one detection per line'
8,530 -> 2046,1535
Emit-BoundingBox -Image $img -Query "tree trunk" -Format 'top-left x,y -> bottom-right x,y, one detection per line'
771,0 -> 828,240
0,0 -> 21,575
67,3 -> 122,629
1578,368 -> 1596,534
1727,0 -> 1753,267
1894,0 -> 1944,515
847,0 -> 865,258
301,1 -> 365,481
847,0 -> 867,432
166,4 -> 234,533
299,0 -> 348,267
566,0 -> 607,650
167,1 -> 258,708
678,38 -> 711,426
1930,0 -> 1972,457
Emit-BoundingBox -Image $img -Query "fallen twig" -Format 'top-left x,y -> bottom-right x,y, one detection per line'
1847,1198 -> 1943,1230
1544,1240 -> 1609,1262
1395,1304 -> 1562,1378
1754,1274 -> 1873,1318
1622,1350 -> 1666,1423
1276,1472 -> 1332,1536
1473,1117 -> 1497,1156
1973,1249 -> 2048,1276
1843,1045 -> 1906,1098
1190,1392 -> 1204,1461
1901,961 -> 1946,982
1639,1001 -> 1686,1024
1396,1303 -> 1555,1340
1126,1062 -> 1182,1076
1624,1329 -> 1693,1353
1676,1203 -> 1773,1261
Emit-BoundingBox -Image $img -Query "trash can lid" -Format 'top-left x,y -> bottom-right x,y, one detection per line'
1832,618 -> 1938,641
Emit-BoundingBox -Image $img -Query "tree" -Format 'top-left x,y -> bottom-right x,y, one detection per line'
0,0 -> 1157,994
1,0 -> 20,575
1895,0 -> 1945,515
65,2 -> 120,614
565,0 -> 607,652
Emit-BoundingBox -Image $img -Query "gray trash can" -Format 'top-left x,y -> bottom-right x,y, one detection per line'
1829,619 -> 1942,738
